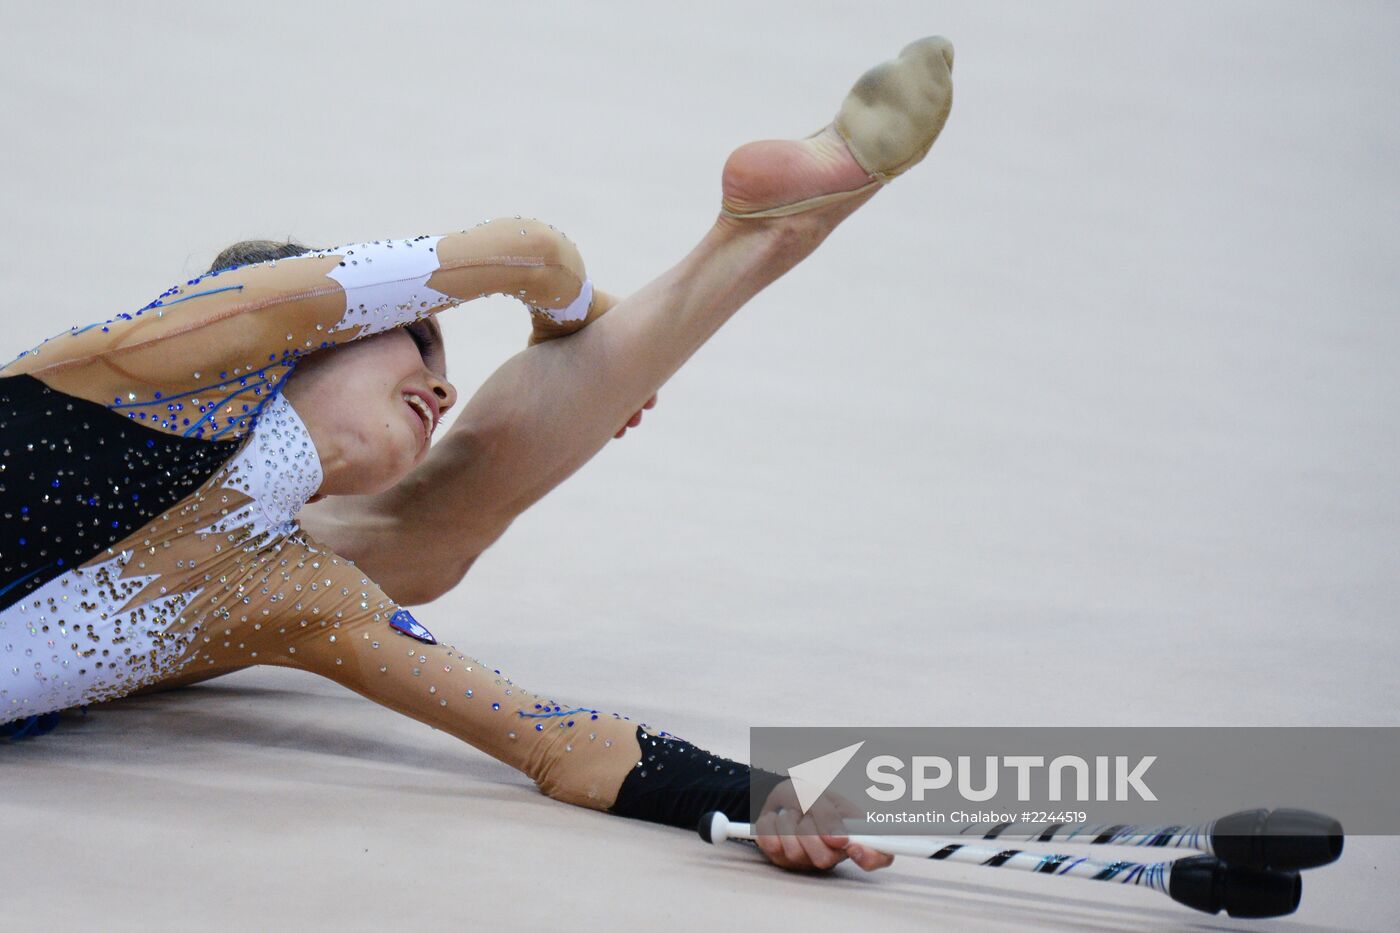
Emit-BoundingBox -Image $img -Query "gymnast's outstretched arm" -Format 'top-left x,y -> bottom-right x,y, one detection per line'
2,219 -> 606,441
188,531 -> 784,831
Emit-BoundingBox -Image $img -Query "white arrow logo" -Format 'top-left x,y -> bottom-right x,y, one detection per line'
788,741 -> 866,814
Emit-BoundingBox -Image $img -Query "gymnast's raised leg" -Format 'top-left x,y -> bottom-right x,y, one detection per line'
302,38 -> 955,603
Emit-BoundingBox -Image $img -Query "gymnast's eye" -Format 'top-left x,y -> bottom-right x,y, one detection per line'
405,322 -> 432,360
403,318 -> 447,376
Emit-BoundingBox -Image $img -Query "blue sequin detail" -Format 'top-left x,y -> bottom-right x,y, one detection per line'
139,283 -> 245,311
518,705 -> 596,720
104,360 -> 294,439
389,608 -> 436,645
0,564 -> 53,598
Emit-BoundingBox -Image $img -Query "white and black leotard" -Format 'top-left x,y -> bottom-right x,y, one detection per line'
0,221 -> 772,827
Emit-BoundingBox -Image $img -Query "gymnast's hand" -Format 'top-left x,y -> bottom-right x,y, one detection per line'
753,781 -> 895,873
614,393 -> 658,439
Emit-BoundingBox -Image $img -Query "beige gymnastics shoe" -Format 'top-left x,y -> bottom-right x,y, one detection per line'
720,36 -> 955,220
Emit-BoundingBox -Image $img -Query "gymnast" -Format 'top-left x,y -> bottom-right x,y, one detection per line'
0,37 -> 953,873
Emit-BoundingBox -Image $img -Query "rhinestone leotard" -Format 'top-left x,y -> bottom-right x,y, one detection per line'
0,219 -> 768,827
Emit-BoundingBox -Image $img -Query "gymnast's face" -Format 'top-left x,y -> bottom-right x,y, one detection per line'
283,318 -> 457,498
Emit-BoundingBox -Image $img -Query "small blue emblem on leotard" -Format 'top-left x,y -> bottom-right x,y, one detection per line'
389,608 -> 437,645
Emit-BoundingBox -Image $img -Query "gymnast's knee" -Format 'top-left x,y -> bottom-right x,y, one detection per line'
405,551 -> 482,605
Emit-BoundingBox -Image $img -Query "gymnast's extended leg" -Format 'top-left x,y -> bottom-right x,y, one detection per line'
303,39 -> 954,602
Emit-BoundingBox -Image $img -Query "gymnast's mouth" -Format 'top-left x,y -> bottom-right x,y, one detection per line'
402,391 -> 437,445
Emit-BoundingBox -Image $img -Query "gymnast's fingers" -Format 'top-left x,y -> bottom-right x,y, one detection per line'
793,811 -> 844,870
753,810 -> 789,866
613,406 -> 647,438
809,795 -> 849,841
821,792 -> 893,870
845,843 -> 895,872
775,807 -> 810,865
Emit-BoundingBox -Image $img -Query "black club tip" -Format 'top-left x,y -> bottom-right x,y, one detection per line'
1168,855 -> 1302,918
1211,808 -> 1344,871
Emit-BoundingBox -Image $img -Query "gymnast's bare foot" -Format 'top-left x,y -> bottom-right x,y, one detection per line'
719,125 -> 875,224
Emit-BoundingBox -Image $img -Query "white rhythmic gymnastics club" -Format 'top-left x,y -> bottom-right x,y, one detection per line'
698,811 -> 1308,918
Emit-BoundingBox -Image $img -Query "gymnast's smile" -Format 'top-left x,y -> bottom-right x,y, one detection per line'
283,313 -> 457,500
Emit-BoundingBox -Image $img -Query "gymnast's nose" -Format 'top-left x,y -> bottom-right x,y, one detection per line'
428,373 -> 458,416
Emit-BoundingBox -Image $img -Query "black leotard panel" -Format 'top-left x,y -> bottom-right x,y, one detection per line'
0,374 -> 240,611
